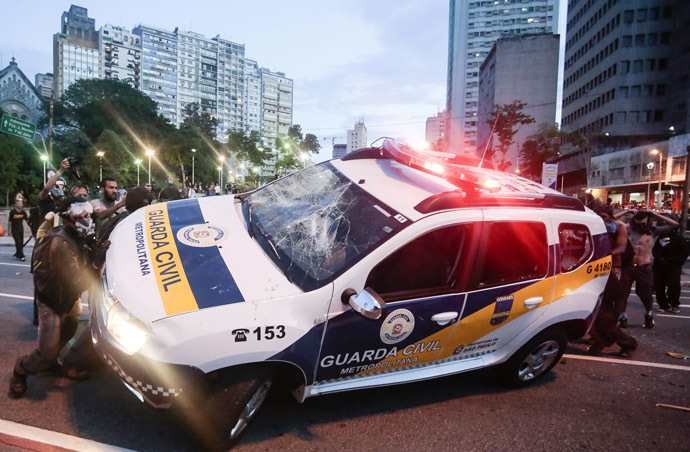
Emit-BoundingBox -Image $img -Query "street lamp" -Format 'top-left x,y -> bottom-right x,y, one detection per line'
146,149 -> 154,185
40,154 -> 48,185
300,152 -> 308,168
650,149 -> 663,208
96,150 -> 105,182
646,162 -> 655,208
134,159 -> 142,186
219,155 -> 226,189
191,148 -> 197,185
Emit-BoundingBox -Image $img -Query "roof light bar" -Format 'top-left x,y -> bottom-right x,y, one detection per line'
382,139 -> 501,194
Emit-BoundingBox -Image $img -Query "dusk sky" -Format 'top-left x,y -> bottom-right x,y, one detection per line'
1,0 -> 450,161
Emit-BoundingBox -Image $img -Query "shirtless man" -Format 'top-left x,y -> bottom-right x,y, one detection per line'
614,209 -> 678,328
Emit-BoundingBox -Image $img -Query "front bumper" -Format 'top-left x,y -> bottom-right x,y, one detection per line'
89,283 -> 205,408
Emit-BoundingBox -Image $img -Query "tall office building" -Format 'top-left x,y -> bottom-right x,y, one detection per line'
347,120 -> 367,153
446,0 -> 560,156
99,24 -> 141,90
477,33 -> 559,170
244,59 -> 262,134
176,30 -> 218,132
53,5 -> 99,97
332,143 -> 347,159
561,0 -> 680,140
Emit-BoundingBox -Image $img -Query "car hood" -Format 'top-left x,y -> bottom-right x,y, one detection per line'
105,196 -> 301,324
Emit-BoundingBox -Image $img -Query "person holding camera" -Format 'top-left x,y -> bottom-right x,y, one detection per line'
614,209 -> 678,328
38,159 -> 71,218
10,185 -> 96,396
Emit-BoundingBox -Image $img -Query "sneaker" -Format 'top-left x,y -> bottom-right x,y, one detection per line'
9,371 -> 27,396
643,314 -> 655,329
619,317 -> 628,328
20,257 -> 25,261
656,307 -> 671,313
671,307 -> 680,314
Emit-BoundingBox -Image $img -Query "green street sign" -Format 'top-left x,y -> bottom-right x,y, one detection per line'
0,114 -> 36,140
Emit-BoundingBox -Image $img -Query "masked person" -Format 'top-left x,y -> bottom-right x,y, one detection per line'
38,159 -> 71,218
8,199 -> 29,261
614,209 -> 678,328
10,188 -> 96,397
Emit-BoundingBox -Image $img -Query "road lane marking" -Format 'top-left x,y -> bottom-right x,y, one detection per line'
0,292 -> 32,300
563,354 -> 690,371
0,419 -> 135,452
0,262 -> 30,268
658,314 -> 690,319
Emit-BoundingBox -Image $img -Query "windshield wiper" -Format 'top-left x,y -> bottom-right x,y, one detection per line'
246,203 -> 255,238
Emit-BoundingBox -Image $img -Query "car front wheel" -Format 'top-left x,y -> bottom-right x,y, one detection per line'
495,326 -> 567,388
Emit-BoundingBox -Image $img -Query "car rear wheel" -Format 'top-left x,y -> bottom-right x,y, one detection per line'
495,326 -> 567,388
204,367 -> 273,450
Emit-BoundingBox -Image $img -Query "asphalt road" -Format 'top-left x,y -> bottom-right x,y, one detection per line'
0,247 -> 689,452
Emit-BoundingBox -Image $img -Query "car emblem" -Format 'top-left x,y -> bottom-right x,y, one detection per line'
490,295 -> 514,326
177,224 -> 229,247
380,309 -> 415,344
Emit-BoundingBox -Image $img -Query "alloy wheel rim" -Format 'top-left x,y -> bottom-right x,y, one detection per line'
230,380 -> 272,439
517,340 -> 560,381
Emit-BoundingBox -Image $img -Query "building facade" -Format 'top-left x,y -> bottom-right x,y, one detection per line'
34,73 -> 53,101
99,24 -> 141,90
0,59 -> 46,125
477,33 -> 559,171
53,5 -> 99,97
425,110 -> 448,147
446,0 -> 560,156
332,143 -> 347,159
347,120 -> 367,154
215,37 -> 247,140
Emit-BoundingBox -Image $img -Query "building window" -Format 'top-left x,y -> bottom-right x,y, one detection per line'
631,86 -> 641,97
623,10 -> 634,23
620,61 -> 630,73
660,32 -> 671,44
622,35 -> 632,47
658,58 -> 668,70
635,34 -> 645,46
654,110 -> 664,122
632,60 -> 643,73
647,33 -> 658,45
636,9 -> 647,22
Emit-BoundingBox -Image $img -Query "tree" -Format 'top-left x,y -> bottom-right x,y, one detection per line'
519,124 -> 566,180
181,102 -> 218,138
227,129 -> 272,169
483,100 -> 534,171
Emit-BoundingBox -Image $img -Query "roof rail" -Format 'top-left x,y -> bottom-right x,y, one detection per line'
415,191 -> 585,214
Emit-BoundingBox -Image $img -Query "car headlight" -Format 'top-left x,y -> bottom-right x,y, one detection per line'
106,302 -> 150,355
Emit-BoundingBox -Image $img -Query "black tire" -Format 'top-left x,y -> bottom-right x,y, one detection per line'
203,367 -> 273,451
494,326 -> 567,388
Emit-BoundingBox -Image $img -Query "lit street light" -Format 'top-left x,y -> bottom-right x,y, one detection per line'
646,162 -> 655,208
191,148 -> 197,185
135,159 -> 142,186
650,149 -> 663,208
40,154 -> 48,185
96,150 -> 105,182
301,152 -> 308,168
146,149 -> 155,185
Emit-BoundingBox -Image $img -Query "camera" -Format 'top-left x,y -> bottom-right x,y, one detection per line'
66,156 -> 82,180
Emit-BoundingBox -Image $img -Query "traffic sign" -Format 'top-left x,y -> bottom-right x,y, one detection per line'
0,114 -> 36,140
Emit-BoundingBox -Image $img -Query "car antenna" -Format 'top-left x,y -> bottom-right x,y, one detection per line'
478,112 -> 500,169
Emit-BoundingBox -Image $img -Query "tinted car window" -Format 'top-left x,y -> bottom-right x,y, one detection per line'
477,222 -> 548,288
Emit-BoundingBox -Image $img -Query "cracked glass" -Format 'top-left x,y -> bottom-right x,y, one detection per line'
245,162 -> 409,291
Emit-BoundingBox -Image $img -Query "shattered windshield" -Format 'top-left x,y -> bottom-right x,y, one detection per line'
245,162 -> 409,291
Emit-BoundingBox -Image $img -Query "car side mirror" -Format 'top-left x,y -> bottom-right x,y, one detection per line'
342,287 -> 386,320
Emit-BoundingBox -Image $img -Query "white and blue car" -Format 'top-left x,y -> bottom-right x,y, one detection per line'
90,139 -> 610,449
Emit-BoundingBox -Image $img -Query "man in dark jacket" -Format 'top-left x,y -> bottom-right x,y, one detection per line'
653,225 -> 689,314
10,190 -> 96,396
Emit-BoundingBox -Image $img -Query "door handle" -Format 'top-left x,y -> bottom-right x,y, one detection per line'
431,312 -> 458,326
524,297 -> 543,309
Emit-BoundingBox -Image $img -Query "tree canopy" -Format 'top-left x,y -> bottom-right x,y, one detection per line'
518,123 -> 566,180
483,100 -> 534,171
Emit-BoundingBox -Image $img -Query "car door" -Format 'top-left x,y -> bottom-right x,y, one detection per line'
314,213 -> 480,384
438,210 -> 555,362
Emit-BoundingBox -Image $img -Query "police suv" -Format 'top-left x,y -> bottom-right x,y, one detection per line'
90,139 -> 610,449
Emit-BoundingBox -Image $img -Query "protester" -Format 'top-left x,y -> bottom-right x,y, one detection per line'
614,209 -> 679,328
38,159 -> 70,217
91,178 -> 126,235
8,199 -> 29,261
653,223 -> 688,314
10,187 -> 96,396
159,187 -> 182,203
